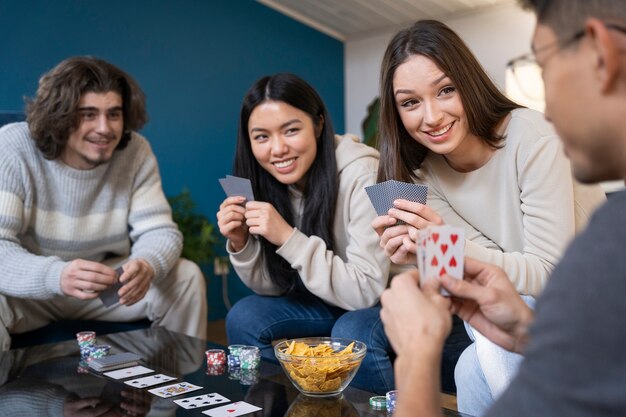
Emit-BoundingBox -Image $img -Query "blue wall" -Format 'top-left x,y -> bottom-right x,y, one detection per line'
0,0 -> 344,319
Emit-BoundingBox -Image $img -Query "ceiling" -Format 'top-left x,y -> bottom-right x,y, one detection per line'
257,0 -> 514,41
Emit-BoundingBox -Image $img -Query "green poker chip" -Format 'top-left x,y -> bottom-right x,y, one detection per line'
369,395 -> 387,409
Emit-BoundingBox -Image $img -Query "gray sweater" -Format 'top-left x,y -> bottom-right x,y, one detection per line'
0,122 -> 182,299
487,190 -> 626,416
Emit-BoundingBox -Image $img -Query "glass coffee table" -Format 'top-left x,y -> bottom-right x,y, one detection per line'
0,327 -> 468,416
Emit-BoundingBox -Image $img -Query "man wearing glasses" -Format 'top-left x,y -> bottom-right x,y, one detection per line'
380,1 -> 626,416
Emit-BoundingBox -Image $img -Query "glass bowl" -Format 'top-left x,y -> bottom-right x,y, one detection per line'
274,337 -> 366,397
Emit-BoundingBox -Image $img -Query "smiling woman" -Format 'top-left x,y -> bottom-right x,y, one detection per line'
216,73 -> 392,394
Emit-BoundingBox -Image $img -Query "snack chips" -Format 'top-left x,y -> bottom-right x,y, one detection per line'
280,341 -> 360,393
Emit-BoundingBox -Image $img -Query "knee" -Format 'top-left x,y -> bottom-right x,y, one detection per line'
226,296 -> 266,343
175,259 -> 206,292
455,343 -> 478,389
332,308 -> 382,344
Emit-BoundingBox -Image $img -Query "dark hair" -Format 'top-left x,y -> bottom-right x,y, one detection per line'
519,0 -> 626,40
234,73 -> 338,295
26,56 -> 148,160
377,20 -> 521,183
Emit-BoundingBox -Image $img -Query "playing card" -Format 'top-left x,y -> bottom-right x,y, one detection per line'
219,175 -> 255,202
104,365 -> 154,380
174,393 -> 230,409
148,381 -> 203,398
416,228 -> 429,279
124,373 -> 177,388
99,266 -> 125,307
202,401 -> 262,417
421,225 -> 464,295
365,180 -> 428,216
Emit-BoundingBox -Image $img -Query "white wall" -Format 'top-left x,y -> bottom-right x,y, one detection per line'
344,3 -> 536,136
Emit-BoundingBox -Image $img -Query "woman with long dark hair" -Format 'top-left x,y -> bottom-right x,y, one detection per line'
217,73 -> 389,379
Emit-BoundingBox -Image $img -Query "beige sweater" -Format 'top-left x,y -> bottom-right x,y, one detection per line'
420,109 -> 606,296
228,134 -> 390,310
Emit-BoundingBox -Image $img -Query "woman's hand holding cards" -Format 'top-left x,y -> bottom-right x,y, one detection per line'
244,201 -> 294,246
217,196 -> 250,252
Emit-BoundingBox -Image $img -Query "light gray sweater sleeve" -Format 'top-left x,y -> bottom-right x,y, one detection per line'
126,139 -> 183,282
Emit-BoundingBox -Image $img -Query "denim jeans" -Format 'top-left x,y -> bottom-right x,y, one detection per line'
225,293 -> 346,361
331,306 -> 471,395
455,295 -> 536,416
331,306 -> 395,394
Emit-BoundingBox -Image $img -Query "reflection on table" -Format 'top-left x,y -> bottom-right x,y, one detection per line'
0,327 -> 468,417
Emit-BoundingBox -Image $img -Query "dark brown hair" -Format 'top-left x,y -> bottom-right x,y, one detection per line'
519,0 -> 626,40
377,20 -> 521,183
26,56 -> 148,159
234,73 -> 338,295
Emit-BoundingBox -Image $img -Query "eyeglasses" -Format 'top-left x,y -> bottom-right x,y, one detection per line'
506,23 -> 626,101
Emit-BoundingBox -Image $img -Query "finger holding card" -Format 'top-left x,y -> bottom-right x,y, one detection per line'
217,196 -> 249,251
371,214 -> 399,237
390,199 -> 444,230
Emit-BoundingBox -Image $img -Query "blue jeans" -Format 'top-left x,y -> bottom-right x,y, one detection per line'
332,306 -> 471,395
455,295 -> 536,416
331,306 -> 395,394
225,293 -> 345,361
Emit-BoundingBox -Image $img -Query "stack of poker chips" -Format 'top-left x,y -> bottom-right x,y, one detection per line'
88,344 -> 111,361
205,349 -> 227,375
226,344 -> 261,383
369,395 -> 387,410
238,346 -> 261,369
228,344 -> 244,368
76,331 -> 96,359
386,390 -> 397,414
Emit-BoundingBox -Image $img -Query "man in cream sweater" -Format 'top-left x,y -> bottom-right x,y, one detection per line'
0,56 -> 207,350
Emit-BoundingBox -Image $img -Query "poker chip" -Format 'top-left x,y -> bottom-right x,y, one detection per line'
205,349 -> 226,366
227,354 -> 241,368
88,344 -> 111,361
76,331 -> 96,359
228,365 -> 242,380
386,390 -> 398,414
239,346 -> 261,369
228,344 -> 246,357
369,395 -> 387,409
205,364 -> 226,376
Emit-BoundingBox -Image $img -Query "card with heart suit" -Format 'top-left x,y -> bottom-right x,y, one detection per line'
365,180 -> 428,216
174,393 -> 230,409
219,175 -> 255,202
202,401 -> 262,417
124,373 -> 177,388
418,225 -> 464,295
104,365 -> 154,380
149,382 -> 203,398
99,266 -> 125,307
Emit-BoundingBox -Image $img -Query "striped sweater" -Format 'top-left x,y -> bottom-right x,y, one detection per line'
0,122 -> 182,299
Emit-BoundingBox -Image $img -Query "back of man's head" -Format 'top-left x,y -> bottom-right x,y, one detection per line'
26,56 -> 148,160
519,0 -> 626,39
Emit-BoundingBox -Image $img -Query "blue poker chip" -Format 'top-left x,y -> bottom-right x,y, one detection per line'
386,390 -> 398,413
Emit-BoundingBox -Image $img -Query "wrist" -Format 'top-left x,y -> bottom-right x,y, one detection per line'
513,305 -> 534,354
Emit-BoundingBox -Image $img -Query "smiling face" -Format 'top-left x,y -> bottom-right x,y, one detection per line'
393,55 -> 486,169
62,91 -> 124,170
248,100 -> 319,189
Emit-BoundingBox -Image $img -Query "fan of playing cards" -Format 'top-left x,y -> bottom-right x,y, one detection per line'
219,175 -> 255,202
365,180 -> 428,216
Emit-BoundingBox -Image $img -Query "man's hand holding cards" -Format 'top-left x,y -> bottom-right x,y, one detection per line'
416,225 -> 465,295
